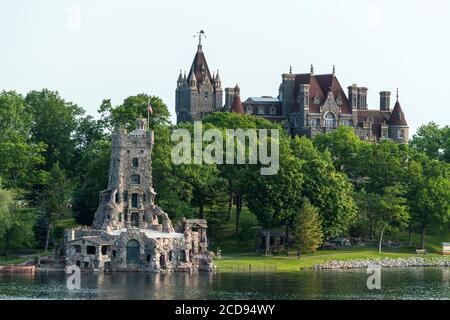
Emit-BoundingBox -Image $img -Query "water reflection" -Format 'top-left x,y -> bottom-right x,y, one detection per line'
0,268 -> 449,300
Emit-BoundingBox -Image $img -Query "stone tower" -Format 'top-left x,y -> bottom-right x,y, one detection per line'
92,118 -> 173,233
175,36 -> 223,123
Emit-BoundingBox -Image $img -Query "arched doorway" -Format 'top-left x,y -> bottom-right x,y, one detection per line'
160,255 -> 167,270
126,240 -> 140,264
131,212 -> 139,227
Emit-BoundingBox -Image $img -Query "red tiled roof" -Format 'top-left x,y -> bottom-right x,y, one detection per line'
187,45 -> 213,86
292,73 -> 351,114
230,95 -> 244,114
357,110 -> 390,125
389,101 -> 408,126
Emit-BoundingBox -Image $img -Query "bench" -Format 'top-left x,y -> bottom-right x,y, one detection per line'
416,249 -> 428,255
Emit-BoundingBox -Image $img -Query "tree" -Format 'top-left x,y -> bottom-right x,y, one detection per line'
291,136 -> 357,238
72,140 -> 111,225
203,112 -> 279,232
98,94 -> 170,131
405,158 -> 450,249
356,187 -> 409,253
294,198 -> 324,254
410,122 -> 449,162
25,89 -> 85,174
247,137 -> 304,254
39,164 -> 72,251
314,125 -> 365,179
0,139 -> 47,191
0,90 -> 32,142
0,90 -> 47,192
0,184 -> 37,260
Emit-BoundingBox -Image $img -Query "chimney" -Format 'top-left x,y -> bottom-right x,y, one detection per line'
348,84 -> 358,110
224,87 -> 235,108
379,91 -> 391,111
357,87 -> 368,110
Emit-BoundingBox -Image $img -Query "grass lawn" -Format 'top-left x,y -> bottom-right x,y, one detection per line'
0,215 -> 79,266
212,207 -> 449,272
214,248 -> 445,272
0,250 -> 52,265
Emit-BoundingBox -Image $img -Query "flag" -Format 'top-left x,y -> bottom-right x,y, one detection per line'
147,102 -> 153,114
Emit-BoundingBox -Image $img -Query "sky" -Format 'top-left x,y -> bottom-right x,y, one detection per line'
1,0 -> 449,135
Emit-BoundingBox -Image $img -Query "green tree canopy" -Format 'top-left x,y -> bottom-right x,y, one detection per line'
294,198 -> 324,253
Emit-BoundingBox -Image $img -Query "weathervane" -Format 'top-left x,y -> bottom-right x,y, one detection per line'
194,30 -> 206,46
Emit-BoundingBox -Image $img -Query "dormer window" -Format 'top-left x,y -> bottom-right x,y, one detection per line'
314,94 -> 321,105
270,107 -> 277,115
246,106 -> 253,114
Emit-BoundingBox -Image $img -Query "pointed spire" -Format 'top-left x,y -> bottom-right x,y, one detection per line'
196,30 -> 206,52
396,87 -> 399,101
332,65 -> 335,75
183,71 -> 186,80
310,64 -> 314,74
289,66 -> 292,74
177,69 -> 183,82
188,67 -> 197,87
215,69 -> 221,82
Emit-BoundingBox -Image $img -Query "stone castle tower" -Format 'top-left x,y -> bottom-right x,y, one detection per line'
65,118 -> 213,272
92,118 -> 173,232
175,36 -> 223,123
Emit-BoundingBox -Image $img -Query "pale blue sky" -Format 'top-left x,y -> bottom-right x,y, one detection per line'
1,0 -> 449,135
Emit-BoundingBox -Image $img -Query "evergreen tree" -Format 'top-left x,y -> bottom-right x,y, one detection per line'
294,198 -> 324,254
39,163 -> 72,251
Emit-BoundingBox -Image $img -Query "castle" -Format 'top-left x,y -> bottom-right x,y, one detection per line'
176,40 -> 409,143
64,118 -> 213,272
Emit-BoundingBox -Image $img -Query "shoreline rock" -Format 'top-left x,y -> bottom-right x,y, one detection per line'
313,257 -> 450,270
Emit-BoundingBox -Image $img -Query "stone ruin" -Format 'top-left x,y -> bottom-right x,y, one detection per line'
64,118 -> 214,272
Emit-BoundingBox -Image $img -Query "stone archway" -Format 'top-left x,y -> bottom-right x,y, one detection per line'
131,212 -> 139,227
159,254 -> 167,270
126,240 -> 140,264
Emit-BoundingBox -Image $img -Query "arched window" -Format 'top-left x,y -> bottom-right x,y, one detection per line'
270,107 -> 277,115
131,174 -> 140,184
132,158 -> 139,167
324,112 -> 336,128
246,106 -> 253,114
258,106 -> 265,115
126,240 -> 140,264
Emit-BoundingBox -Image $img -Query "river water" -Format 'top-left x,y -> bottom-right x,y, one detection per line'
0,267 -> 449,300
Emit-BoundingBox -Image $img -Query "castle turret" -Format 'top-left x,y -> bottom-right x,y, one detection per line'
281,70 -> 296,116
188,68 -> 197,88
175,32 -> 223,123
388,90 -> 409,143
92,118 -> 161,230
230,84 -> 244,114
